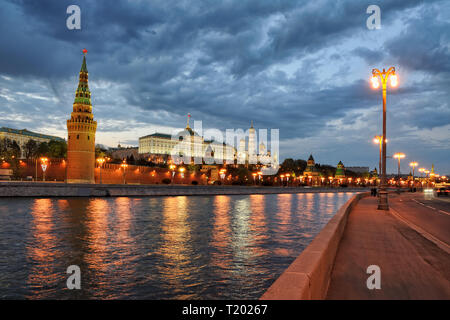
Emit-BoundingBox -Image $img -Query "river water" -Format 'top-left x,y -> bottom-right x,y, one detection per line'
0,192 -> 355,299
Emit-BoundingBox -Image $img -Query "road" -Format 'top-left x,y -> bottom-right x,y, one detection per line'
389,192 -> 450,246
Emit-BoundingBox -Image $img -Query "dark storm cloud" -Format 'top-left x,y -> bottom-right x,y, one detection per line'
0,0 -> 449,172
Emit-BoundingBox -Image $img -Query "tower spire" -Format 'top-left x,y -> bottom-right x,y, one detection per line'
186,113 -> 191,129
74,49 -> 91,107
66,49 -> 97,184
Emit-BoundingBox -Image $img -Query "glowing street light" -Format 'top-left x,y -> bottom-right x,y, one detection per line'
371,66 -> 398,210
169,164 -> 176,183
121,160 -> 128,184
219,168 -> 227,181
373,135 -> 387,181
40,157 -> 49,181
97,157 -> 106,184
409,161 -> 418,183
393,153 -> 406,186
179,166 -> 185,179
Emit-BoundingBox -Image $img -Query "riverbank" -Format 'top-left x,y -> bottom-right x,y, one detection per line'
0,182 -> 368,197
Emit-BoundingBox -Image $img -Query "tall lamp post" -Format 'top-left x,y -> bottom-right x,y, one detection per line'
169,164 -> 176,184
409,161 -> 418,187
121,160 -> 128,184
393,153 -> 405,189
373,135 -> 387,183
97,158 -> 105,184
371,67 -> 398,210
40,157 -> 48,182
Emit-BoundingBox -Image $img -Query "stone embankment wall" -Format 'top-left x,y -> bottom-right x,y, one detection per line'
0,182 -> 368,197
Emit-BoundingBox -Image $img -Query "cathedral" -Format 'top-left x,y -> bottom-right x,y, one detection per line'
66,49 -> 97,183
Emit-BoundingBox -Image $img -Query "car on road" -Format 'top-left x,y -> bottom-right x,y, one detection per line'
436,187 -> 450,197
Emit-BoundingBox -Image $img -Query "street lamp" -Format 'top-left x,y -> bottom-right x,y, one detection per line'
169,164 -> 176,183
179,166 -> 185,180
371,67 -> 398,210
393,153 -> 405,188
121,160 -> 128,184
373,135 -> 388,182
97,158 -> 106,184
409,161 -> 418,185
40,157 -> 49,182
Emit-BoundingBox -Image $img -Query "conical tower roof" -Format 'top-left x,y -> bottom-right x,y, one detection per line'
73,50 -> 91,107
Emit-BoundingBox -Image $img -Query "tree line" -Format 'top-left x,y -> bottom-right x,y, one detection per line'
0,138 -> 67,160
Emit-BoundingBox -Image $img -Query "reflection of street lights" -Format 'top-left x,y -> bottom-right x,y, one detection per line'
40,157 -> 48,181
372,66 -> 398,210
409,162 -> 418,185
121,160 -> 128,184
393,153 -> 405,187
97,158 -> 105,184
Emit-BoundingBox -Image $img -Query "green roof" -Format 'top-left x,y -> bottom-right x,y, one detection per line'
0,127 -> 64,141
140,133 -> 172,140
80,55 -> 88,73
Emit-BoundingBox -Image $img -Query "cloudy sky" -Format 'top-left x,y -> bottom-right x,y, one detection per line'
0,0 -> 449,174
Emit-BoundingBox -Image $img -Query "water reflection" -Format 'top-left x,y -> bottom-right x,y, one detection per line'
159,196 -> 197,299
211,196 -> 231,272
26,199 -> 60,299
1,192 -> 356,299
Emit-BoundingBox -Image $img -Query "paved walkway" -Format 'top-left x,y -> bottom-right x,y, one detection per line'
326,195 -> 450,299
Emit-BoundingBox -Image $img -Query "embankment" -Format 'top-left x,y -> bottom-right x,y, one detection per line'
0,182 -> 368,197
261,192 -> 369,300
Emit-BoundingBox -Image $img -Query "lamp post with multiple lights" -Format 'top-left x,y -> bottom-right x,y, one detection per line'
409,161 -> 418,186
97,158 -> 106,184
393,153 -> 405,190
371,67 -> 398,210
169,164 -> 176,184
121,160 -> 128,184
373,135 -> 387,182
40,157 -> 49,181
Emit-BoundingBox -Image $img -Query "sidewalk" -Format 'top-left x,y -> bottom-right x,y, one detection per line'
326,196 -> 450,299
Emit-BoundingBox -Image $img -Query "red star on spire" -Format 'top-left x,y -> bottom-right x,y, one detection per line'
82,48 -> 88,55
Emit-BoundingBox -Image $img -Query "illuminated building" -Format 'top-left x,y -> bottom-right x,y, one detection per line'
66,49 -> 97,183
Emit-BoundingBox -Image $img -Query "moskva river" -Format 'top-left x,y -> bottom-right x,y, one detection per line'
0,192 -> 354,299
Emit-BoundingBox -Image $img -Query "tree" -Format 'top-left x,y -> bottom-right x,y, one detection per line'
95,144 -> 107,158
24,139 -> 39,159
36,142 -> 50,157
48,140 -> 67,158
0,138 -> 20,160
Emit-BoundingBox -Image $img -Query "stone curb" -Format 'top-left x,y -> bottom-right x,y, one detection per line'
260,192 -> 369,300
